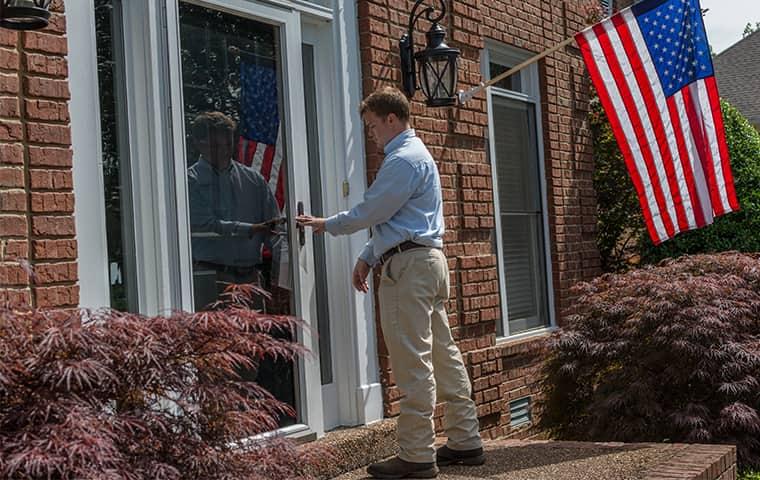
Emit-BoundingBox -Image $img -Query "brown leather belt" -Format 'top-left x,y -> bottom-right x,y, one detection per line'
378,241 -> 439,265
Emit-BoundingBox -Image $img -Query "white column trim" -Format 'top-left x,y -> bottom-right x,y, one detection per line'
67,0 -> 111,309
332,0 -> 383,426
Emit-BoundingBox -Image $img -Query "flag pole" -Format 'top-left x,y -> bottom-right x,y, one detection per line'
457,36 -> 577,105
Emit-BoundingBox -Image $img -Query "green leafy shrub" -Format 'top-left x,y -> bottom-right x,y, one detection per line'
539,252 -> 760,469
740,470 -> 760,480
592,99 -> 760,271
591,97 -> 644,272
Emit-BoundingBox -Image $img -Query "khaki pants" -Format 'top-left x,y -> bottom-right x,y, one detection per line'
378,247 -> 482,463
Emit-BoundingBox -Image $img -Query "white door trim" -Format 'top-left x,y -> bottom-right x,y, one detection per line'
329,0 -> 383,427
68,0 -> 111,310
165,0 -> 325,438
67,0 -> 382,434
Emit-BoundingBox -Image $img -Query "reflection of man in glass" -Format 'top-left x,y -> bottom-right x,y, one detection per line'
187,111 -> 281,307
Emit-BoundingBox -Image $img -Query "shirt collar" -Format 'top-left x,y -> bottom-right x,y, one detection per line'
199,155 -> 234,174
383,128 -> 416,156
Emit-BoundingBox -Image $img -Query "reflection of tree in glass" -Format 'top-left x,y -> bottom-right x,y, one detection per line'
178,4 -> 277,166
178,5 -> 295,427
95,0 -> 129,311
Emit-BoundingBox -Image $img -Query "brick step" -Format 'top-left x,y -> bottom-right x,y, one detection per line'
326,436 -> 736,480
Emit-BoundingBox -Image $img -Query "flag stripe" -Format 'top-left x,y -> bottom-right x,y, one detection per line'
578,30 -> 667,243
594,22 -> 676,238
237,137 -> 247,166
704,76 -> 739,211
696,80 -> 729,215
665,94 -> 707,227
246,140 -> 258,167
681,83 -> 723,216
699,78 -> 738,214
260,144 -> 276,181
251,142 -> 266,171
275,163 -> 285,211
268,130 -> 283,193
614,13 -> 692,231
672,91 -> 714,225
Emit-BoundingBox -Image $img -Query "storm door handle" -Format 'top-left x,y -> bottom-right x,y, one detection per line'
297,201 -> 306,247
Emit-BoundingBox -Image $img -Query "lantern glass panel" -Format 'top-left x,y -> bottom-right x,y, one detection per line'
3,0 -> 51,8
420,54 -> 456,100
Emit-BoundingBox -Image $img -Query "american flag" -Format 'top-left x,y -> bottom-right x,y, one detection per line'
236,60 -> 285,210
576,0 -> 739,244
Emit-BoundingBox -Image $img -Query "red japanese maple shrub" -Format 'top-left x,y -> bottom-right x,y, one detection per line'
540,252 -> 760,468
0,284 -> 327,479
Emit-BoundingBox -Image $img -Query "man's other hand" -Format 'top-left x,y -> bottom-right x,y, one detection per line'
352,258 -> 370,293
296,215 -> 327,234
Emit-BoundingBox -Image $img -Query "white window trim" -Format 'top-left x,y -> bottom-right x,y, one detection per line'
601,0 -> 614,17
482,42 -> 557,342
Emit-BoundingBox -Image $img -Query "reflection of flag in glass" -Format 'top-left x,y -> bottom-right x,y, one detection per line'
236,60 -> 285,210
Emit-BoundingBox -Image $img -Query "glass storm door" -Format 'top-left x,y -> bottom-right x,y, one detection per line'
171,0 -> 323,436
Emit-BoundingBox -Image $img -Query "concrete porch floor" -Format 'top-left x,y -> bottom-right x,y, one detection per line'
307,420 -> 737,480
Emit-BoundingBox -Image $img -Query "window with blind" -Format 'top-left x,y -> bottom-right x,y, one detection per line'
600,0 -> 613,16
485,46 -> 552,337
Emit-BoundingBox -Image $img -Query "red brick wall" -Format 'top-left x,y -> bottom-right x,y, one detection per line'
0,0 -> 78,308
358,0 -> 602,440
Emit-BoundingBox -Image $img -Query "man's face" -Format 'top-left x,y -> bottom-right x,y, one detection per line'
197,129 -> 234,167
362,111 -> 397,149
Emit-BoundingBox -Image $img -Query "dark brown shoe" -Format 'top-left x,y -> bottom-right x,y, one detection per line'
366,456 -> 439,479
435,445 -> 486,466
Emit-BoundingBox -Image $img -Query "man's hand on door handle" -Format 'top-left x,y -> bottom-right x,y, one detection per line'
295,215 -> 326,234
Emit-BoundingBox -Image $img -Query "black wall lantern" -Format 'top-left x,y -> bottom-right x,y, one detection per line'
0,0 -> 51,31
400,0 -> 460,107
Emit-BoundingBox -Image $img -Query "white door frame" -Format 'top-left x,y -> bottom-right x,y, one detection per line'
301,20 -> 341,430
68,0 -> 383,436
165,0 -> 324,438
326,0 -> 384,429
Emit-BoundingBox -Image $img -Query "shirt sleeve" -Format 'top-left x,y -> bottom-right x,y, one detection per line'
188,173 -> 254,237
324,157 -> 419,236
358,237 -> 377,266
261,176 -> 281,251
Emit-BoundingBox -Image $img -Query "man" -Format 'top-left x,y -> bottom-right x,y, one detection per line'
187,111 -> 283,309
297,87 -> 484,479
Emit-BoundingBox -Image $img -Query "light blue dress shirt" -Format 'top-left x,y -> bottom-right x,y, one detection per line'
187,157 -> 280,266
325,129 -> 444,266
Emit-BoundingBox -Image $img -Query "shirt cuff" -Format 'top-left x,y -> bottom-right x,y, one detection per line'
358,243 -> 377,267
232,221 -> 256,237
324,215 -> 344,236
